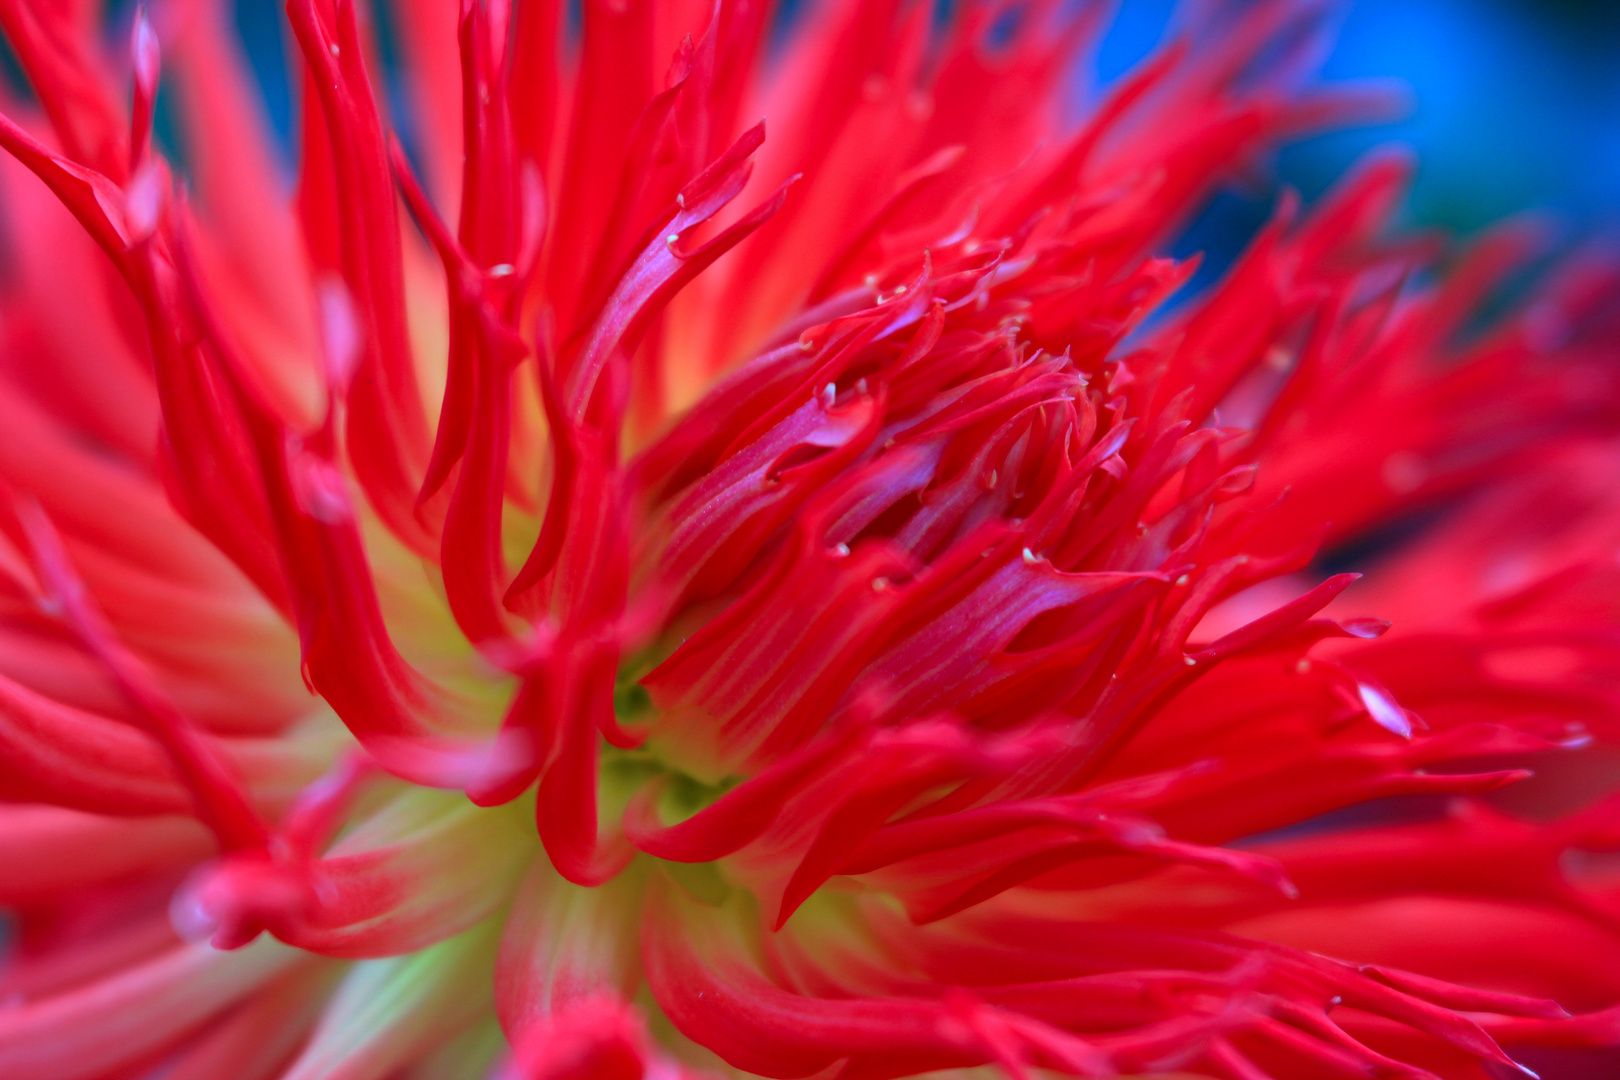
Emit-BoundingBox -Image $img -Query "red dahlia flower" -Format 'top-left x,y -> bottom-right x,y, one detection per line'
1,0 -> 1619,1077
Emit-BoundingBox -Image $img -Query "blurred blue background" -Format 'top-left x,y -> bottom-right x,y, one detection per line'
1090,0 -> 1620,278
1279,0 -> 1620,232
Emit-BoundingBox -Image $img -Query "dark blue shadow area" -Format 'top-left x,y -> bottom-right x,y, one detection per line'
233,0 -> 297,159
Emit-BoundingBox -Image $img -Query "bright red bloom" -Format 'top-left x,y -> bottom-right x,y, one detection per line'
1,0 -> 1619,1077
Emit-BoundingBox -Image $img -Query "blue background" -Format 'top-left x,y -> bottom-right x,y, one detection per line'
1090,0 -> 1619,276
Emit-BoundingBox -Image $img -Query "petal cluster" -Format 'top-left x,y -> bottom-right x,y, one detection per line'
0,0 -> 1617,1079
